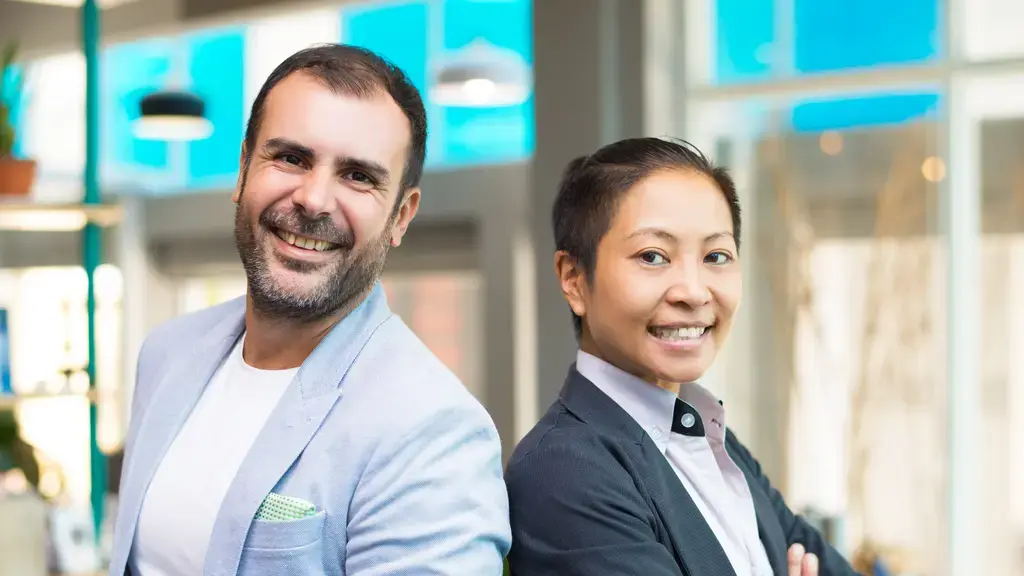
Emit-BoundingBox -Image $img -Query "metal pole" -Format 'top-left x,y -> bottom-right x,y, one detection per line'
82,0 -> 106,542
943,0 -> 979,571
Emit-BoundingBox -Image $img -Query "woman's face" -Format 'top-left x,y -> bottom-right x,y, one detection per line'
558,170 -> 741,387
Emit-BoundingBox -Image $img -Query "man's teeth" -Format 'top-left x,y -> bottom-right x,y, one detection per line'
650,326 -> 707,341
280,231 -> 336,252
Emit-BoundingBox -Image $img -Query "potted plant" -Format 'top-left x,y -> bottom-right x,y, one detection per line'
0,41 -> 35,197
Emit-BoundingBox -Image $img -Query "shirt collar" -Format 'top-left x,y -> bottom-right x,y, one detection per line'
576,351 -> 728,447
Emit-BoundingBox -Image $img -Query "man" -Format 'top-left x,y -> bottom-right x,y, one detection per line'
109,44 -> 511,576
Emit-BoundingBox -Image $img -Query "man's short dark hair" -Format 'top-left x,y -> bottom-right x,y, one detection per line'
243,43 -> 427,192
551,137 -> 741,337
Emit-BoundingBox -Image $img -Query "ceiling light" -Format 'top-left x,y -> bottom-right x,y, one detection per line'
921,156 -> 946,183
819,131 -> 843,156
430,40 -> 531,108
133,91 -> 213,142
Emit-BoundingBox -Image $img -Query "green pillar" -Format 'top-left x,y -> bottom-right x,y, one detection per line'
82,0 -> 106,542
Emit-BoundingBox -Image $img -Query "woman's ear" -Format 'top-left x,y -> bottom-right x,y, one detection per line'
554,251 -> 587,320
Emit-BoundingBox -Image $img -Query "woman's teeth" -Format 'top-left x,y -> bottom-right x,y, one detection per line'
649,326 -> 708,341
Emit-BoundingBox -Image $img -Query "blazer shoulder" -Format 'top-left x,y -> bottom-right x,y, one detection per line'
505,405 -> 652,527
343,315 -> 497,436
142,297 -> 245,358
507,402 -> 628,479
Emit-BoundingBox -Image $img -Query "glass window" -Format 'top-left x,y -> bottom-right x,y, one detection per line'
184,26 -> 246,190
18,52 -> 86,202
964,0 -> 1024,61
243,9 -> 342,112
970,73 -> 1024,576
432,0 -> 533,168
689,90 -> 948,573
101,37 -> 177,191
688,0 -> 941,86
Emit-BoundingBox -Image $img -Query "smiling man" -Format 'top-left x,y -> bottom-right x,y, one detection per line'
109,45 -> 511,576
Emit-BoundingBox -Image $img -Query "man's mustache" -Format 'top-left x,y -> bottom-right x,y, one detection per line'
259,209 -> 355,249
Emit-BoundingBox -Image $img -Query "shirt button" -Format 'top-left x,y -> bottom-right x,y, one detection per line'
651,427 -> 662,439
680,413 -> 696,428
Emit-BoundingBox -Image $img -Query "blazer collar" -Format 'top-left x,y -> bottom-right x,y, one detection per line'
558,363 -> 650,445
205,283 -> 392,576
113,298 -> 247,576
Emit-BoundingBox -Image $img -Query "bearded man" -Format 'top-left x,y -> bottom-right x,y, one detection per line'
108,44 -> 511,576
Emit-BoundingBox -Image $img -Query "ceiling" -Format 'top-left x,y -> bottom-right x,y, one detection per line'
0,0 -> 352,57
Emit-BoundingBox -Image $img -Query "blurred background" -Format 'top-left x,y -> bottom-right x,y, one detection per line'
0,0 -> 1021,574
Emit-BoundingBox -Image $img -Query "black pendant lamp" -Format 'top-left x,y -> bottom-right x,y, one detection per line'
132,90 -> 213,141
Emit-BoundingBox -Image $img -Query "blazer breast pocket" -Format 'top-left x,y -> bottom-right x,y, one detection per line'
237,510 -> 327,576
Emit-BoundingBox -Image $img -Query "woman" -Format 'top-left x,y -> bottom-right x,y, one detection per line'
505,138 -> 857,576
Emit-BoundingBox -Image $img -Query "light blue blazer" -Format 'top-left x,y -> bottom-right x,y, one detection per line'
108,284 -> 511,575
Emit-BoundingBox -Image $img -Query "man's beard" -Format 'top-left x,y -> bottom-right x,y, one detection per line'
233,199 -> 391,324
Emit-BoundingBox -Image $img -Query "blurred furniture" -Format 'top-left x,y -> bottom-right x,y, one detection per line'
0,492 -> 48,576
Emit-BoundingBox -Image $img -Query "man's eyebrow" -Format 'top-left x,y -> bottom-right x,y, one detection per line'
262,137 -> 315,159
334,156 -> 392,187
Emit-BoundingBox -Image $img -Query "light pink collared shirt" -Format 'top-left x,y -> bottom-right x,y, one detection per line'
576,350 -> 774,576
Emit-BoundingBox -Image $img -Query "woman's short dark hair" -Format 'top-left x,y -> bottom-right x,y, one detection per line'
551,137 -> 741,337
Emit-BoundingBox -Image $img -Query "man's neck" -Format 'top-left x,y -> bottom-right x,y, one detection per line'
241,308 -> 337,370
242,293 -> 360,369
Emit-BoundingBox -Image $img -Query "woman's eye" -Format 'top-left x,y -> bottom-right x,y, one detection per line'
705,251 -> 733,265
639,251 -> 667,265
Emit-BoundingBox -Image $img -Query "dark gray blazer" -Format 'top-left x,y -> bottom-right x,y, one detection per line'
505,366 -> 858,576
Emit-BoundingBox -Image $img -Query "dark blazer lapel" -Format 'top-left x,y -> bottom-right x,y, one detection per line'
560,368 -> 737,576
726,442 -> 788,574
634,444 -> 739,576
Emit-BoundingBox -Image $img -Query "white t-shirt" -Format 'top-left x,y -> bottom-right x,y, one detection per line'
130,334 -> 297,576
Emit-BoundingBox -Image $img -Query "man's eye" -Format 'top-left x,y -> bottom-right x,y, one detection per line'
279,154 -> 303,166
639,251 -> 667,265
344,171 -> 376,187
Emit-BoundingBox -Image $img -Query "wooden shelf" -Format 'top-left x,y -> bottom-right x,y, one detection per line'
0,200 -> 123,231
0,390 -> 99,408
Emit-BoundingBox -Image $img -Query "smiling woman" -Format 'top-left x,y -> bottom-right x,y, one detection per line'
505,137 -> 858,576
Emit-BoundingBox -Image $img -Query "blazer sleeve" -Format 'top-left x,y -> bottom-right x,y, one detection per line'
345,403 -> 511,576
725,432 -> 859,576
505,437 -> 684,576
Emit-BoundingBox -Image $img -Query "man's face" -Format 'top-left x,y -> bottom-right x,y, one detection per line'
233,72 -> 420,322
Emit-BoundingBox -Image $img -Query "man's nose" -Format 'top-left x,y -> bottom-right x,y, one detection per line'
290,168 -> 336,218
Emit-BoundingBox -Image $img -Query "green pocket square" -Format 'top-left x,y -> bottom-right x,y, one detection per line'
255,493 -> 317,522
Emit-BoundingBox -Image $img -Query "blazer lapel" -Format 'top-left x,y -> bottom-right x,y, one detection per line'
112,299 -> 246,573
560,369 -> 737,576
634,441 -> 738,576
203,284 -> 393,576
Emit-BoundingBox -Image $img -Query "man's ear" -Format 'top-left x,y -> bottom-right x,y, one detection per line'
389,187 -> 421,247
554,251 -> 587,320
233,143 -> 247,204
